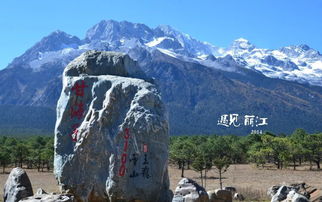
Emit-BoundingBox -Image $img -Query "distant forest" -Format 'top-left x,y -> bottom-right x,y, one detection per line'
0,129 -> 321,182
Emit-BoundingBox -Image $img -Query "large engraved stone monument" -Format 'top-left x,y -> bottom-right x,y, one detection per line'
54,51 -> 172,202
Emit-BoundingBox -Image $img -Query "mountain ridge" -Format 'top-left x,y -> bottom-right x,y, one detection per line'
5,19 -> 321,87
0,19 -> 322,135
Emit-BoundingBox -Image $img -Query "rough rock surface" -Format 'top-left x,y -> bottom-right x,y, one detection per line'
54,51 -> 171,202
208,189 -> 232,202
223,187 -> 236,196
172,178 -> 209,202
3,167 -> 33,202
64,51 -> 147,79
286,191 -> 309,202
271,186 -> 289,202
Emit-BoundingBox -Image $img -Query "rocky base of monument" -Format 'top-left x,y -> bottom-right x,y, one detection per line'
3,170 -> 241,202
19,191 -> 74,202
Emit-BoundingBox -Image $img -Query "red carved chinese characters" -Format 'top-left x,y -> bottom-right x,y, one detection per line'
119,128 -> 130,176
71,80 -> 88,97
69,80 -> 88,142
70,101 -> 85,119
70,123 -> 80,142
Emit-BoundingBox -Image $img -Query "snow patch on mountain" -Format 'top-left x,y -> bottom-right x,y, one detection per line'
146,37 -> 174,47
157,48 -> 179,58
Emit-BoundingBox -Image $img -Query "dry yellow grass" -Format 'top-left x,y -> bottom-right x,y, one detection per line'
1,164 -> 322,201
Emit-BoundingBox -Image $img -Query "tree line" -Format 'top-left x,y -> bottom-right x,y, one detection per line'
0,128 -> 321,182
0,136 -> 54,173
169,129 -> 322,188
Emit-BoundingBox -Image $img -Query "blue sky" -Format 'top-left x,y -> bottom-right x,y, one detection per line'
0,0 -> 321,69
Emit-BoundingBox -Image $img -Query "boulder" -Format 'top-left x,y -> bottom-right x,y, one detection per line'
208,189 -> 232,202
173,178 -> 209,202
271,186 -> 290,202
3,167 -> 33,202
172,195 -> 185,202
223,187 -> 236,195
19,193 -> 74,202
268,183 -> 319,202
54,51 -> 171,202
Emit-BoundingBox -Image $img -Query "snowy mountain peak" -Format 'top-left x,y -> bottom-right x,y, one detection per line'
155,25 -> 181,37
85,19 -> 154,42
234,38 -> 249,43
231,38 -> 255,51
52,30 -> 68,35
298,44 -> 311,51
7,30 -> 81,69
279,44 -> 321,59
47,30 -> 79,40
85,20 -> 118,41
225,39 -> 322,86
34,30 -> 81,52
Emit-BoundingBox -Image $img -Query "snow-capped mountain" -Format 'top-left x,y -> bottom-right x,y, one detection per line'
84,20 -> 221,57
225,38 -> 322,86
7,20 -> 221,73
8,30 -> 83,72
1,19 -> 322,136
9,20 -> 321,87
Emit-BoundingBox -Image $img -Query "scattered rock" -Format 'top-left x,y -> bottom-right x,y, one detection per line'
19,193 -> 74,202
271,186 -> 289,202
54,51 -> 171,202
172,195 -> 185,202
269,183 -> 320,202
215,189 -> 232,202
207,190 -> 218,202
173,178 -> 209,202
233,193 -> 245,201
223,187 -> 236,195
207,189 -> 232,202
3,167 -> 33,202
